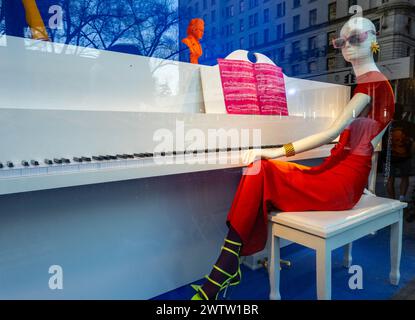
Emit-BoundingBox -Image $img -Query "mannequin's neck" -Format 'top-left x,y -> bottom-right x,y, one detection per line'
351,57 -> 380,78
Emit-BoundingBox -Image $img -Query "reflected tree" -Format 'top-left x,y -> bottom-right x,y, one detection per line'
1,0 -> 182,60
56,0 -> 180,60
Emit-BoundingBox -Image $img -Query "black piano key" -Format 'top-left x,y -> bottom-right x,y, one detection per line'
134,153 -> 152,158
61,158 -> 70,164
0,162 -> 3,169
21,160 -> 29,167
7,161 -> 14,168
53,158 -> 63,164
116,154 -> 127,159
92,156 -> 103,161
30,160 -> 39,166
99,155 -> 110,160
125,154 -> 134,159
81,157 -> 91,162
108,155 -> 117,160
44,159 -> 53,165
73,157 -> 82,163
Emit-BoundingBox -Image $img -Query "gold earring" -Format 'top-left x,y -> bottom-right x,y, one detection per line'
371,41 -> 380,54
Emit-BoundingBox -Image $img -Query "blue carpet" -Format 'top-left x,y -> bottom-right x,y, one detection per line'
152,226 -> 415,300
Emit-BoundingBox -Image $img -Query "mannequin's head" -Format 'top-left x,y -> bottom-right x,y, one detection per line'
187,18 -> 205,40
334,17 -> 377,64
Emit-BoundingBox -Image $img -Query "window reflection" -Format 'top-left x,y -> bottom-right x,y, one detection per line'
1,0 -> 181,61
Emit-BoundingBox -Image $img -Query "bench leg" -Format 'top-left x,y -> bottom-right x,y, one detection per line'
390,214 -> 403,286
268,233 -> 281,300
343,243 -> 353,268
316,248 -> 331,300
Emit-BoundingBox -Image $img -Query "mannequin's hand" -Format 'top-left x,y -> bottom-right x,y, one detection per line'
242,149 -> 276,165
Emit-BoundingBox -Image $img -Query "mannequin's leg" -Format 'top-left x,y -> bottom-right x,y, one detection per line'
197,226 -> 242,299
194,161 -> 268,299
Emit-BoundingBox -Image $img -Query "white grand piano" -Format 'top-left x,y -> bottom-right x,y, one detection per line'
0,36 -> 350,299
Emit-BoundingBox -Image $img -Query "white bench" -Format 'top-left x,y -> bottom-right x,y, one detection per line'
267,192 -> 407,300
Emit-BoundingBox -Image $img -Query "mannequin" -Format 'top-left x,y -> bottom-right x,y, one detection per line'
21,0 -> 49,41
182,18 -> 204,64
191,17 -> 395,300
243,17 -> 381,163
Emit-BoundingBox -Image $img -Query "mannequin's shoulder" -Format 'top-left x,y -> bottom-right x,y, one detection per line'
357,71 -> 389,86
368,71 -> 388,82
354,71 -> 392,95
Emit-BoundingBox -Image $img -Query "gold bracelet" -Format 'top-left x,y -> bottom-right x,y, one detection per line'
283,143 -> 296,157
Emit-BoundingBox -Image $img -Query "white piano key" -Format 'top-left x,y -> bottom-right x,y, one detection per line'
0,168 -> 21,178
151,156 -> 166,166
124,159 -> 140,168
113,160 -> 128,168
27,167 -> 48,176
46,165 -> 72,174
62,164 -> 80,173
80,162 -> 100,171
100,161 -> 117,169
21,167 -> 34,176
217,151 -> 230,165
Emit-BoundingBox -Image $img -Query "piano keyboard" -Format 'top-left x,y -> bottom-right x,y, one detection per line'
0,145 -> 285,179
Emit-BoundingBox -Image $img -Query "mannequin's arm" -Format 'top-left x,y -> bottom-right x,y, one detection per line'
243,93 -> 371,164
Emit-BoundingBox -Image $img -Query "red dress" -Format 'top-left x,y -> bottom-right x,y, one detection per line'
226,71 -> 395,256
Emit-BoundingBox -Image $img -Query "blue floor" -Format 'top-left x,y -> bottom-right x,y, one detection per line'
152,224 -> 415,300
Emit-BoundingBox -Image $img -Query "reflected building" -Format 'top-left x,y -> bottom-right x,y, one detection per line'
179,0 -> 415,112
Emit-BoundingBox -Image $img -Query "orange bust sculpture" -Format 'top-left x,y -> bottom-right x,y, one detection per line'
182,18 -> 204,64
